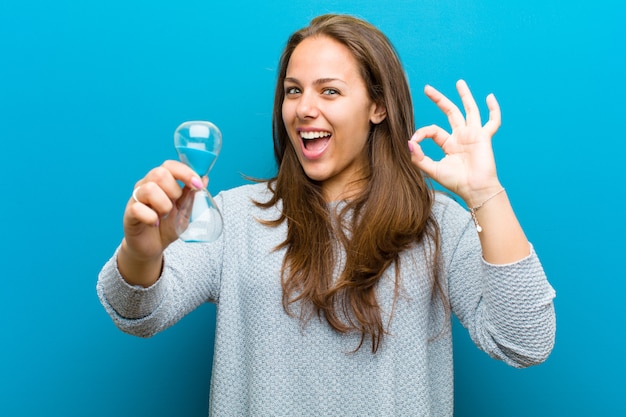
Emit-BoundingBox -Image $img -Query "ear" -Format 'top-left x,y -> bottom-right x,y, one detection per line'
369,102 -> 387,125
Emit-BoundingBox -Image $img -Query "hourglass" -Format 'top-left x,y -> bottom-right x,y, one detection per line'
174,121 -> 223,242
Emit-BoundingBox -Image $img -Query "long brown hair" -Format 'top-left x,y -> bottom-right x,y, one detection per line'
256,14 -> 446,352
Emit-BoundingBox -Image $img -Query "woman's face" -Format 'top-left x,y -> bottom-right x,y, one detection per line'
282,35 -> 385,201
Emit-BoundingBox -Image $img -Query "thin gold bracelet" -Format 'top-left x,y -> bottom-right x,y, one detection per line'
468,188 -> 506,233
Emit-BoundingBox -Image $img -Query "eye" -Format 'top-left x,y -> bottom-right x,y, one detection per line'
285,86 -> 301,95
322,88 -> 340,96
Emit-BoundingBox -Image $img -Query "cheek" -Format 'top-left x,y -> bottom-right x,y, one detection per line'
282,100 -> 295,123
281,104 -> 294,135
281,108 -> 300,148
348,109 -> 374,139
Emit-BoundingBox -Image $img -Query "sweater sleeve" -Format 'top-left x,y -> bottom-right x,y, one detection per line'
96,237 -> 223,337
96,190 -> 227,338
437,195 -> 556,368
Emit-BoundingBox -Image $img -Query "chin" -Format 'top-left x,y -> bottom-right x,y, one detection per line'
301,165 -> 330,183
304,172 -> 328,183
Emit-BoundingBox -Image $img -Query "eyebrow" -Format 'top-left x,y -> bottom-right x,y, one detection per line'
284,77 -> 346,86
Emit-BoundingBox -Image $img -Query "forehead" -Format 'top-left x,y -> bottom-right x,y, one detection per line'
286,35 -> 362,80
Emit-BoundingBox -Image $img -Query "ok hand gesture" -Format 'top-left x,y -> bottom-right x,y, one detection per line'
408,80 -> 503,207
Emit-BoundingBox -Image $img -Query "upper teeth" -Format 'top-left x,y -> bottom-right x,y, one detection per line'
300,131 -> 331,140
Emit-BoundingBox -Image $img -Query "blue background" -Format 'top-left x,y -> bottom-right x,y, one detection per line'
1,0 -> 624,415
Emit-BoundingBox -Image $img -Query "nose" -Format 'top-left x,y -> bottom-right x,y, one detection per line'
296,91 -> 319,120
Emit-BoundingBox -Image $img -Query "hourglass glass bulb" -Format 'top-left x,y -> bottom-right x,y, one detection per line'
174,121 -> 223,242
174,121 -> 222,176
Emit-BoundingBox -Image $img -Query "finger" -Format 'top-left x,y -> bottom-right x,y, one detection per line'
126,199 -> 161,228
484,93 -> 501,136
411,124 -> 451,149
174,186 -> 194,224
408,140 -> 438,179
424,84 -> 465,129
161,160 -> 204,189
456,79 -> 482,127
131,181 -> 175,218
141,161 -> 204,201
142,165 -> 185,201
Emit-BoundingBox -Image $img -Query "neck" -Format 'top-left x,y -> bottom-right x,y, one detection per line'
322,180 -> 366,203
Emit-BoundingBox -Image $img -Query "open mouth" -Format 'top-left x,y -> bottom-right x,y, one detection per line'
300,130 -> 331,153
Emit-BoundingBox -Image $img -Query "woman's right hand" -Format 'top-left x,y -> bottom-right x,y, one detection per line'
117,160 -> 204,287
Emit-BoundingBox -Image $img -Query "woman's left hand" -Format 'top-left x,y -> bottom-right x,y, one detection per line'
408,80 -> 503,207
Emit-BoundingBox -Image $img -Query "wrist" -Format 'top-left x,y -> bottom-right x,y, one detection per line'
467,187 -> 506,233
118,240 -> 164,287
462,181 -> 504,209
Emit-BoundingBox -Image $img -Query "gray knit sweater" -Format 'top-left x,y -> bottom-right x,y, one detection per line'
97,183 -> 556,417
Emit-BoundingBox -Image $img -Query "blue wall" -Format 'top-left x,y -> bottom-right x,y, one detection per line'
1,0 -> 624,415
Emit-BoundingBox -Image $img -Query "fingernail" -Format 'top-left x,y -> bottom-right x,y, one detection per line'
408,141 -> 414,153
191,176 -> 203,189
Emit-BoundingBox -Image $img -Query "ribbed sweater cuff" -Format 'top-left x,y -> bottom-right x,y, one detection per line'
97,248 -> 167,320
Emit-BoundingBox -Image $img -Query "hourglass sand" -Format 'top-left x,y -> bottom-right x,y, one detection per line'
174,121 -> 223,242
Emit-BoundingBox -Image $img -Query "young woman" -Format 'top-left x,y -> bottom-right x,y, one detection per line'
97,14 -> 556,416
